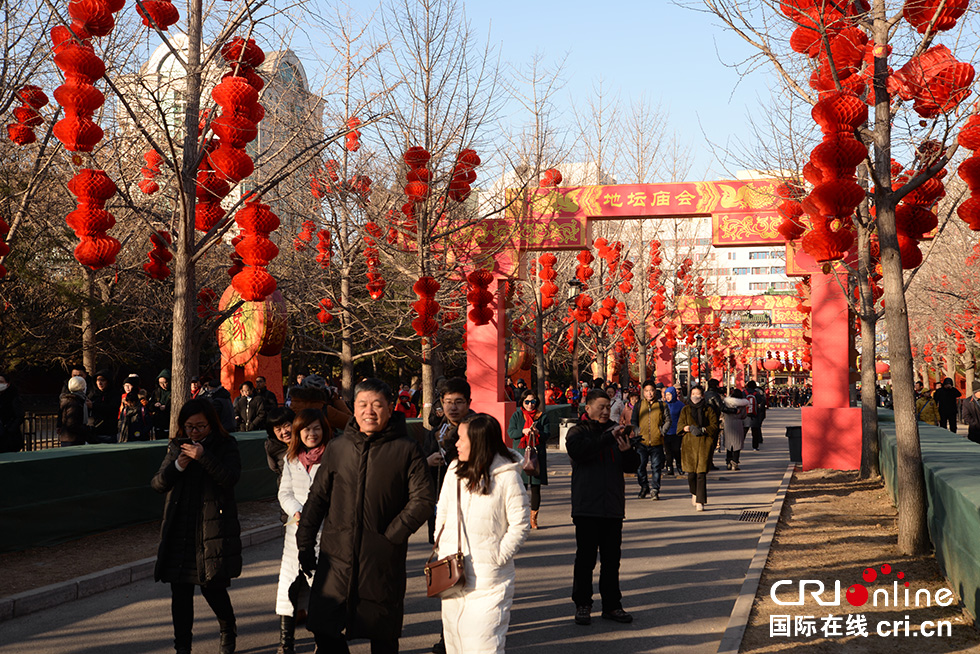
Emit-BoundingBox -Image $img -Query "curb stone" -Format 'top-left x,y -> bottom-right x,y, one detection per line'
716,463 -> 796,654
0,523 -> 281,622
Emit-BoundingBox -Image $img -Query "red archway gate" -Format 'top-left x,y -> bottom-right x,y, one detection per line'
461,179 -> 858,471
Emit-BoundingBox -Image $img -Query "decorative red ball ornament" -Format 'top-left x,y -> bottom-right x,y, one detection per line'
539,168 -> 563,188
317,298 -> 334,324
65,168 -> 119,269
137,0 -> 179,30
345,117 -> 361,152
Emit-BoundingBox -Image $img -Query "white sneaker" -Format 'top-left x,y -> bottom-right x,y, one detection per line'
692,494 -> 697,506
695,503 -> 704,511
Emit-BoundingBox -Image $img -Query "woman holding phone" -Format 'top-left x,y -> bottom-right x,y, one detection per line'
506,389 -> 550,529
273,409 -> 330,654
151,398 -> 242,654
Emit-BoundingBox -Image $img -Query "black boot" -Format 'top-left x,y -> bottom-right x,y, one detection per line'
277,615 -> 296,654
219,625 -> 236,654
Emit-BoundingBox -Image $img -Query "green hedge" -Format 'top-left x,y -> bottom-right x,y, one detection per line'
0,432 -> 276,552
878,411 -> 980,620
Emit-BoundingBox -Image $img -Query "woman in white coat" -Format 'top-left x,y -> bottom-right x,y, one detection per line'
275,409 -> 329,654
435,413 -> 530,654
723,388 -> 751,470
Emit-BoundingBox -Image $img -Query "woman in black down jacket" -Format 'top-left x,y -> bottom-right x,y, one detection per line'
151,398 -> 242,654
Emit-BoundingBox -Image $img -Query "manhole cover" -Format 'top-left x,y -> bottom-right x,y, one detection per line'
739,510 -> 769,523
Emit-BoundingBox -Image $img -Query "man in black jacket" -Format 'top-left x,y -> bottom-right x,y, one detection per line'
233,381 -> 266,432
297,378 -> 435,654
567,388 -> 641,627
934,377 -> 962,433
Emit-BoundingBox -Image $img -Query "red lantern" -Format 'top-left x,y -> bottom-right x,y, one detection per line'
136,0 -> 179,30
143,230 -> 173,280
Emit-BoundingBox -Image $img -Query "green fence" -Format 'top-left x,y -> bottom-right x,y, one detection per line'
0,432 -> 277,552
878,411 -> 980,620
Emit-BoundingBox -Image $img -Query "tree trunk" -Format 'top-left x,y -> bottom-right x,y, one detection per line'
169,0 -> 203,435
421,337 -> 436,425
81,268 -> 97,374
340,272 -> 353,403
965,353 -> 975,394
873,3 -> 929,554
856,221 -> 881,479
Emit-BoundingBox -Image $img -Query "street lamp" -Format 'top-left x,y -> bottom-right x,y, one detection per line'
567,280 -> 584,386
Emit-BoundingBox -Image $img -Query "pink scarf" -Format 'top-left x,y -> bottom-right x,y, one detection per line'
299,444 -> 324,472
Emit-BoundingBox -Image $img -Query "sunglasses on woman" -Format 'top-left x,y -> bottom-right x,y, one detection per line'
523,399 -> 539,407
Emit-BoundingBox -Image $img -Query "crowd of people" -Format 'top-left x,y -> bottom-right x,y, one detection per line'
139,369 -> 784,654
6,363 -> 980,654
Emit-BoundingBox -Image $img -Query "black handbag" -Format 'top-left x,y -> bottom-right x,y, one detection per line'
424,479 -> 465,598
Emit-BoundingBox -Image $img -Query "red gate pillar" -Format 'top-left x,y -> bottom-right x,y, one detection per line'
801,271 -> 861,470
465,276 -> 515,435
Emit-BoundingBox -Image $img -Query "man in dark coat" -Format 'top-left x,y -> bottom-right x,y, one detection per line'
934,377 -> 962,433
203,380 -> 238,433
233,381 -> 266,431
297,378 -> 435,653
152,370 -> 173,440
567,388 -> 640,627
959,381 -> 980,445
89,371 -> 120,443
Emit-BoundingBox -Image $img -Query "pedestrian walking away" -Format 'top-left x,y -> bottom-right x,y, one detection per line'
934,377 -> 962,433
959,381 -> 980,445
506,388 -> 550,529
435,413 -> 530,654
722,388 -> 750,470
296,378 -> 435,654
566,388 -> 640,627
150,398 -> 242,654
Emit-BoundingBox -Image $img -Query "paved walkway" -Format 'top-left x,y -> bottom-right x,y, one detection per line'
0,409 -> 801,654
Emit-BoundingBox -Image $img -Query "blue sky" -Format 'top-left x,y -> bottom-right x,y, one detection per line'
461,1 -> 772,179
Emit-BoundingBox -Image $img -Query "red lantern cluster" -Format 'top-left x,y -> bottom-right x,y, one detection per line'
143,230 -> 172,279
903,0 -> 968,34
957,115 -> 980,231
591,297 -> 616,327
51,24 -> 112,153
198,38 -> 265,232
403,146 -> 431,204
618,259 -> 634,294
571,293 -> 593,323
539,168 -> 562,188
231,195 -> 280,301
466,270 -> 494,326
136,149 -> 162,194
7,86 -> 48,146
196,287 -> 218,319
317,298 -> 334,324
294,219 -> 315,251
663,322 -> 677,350
315,229 -> 331,269
363,222 -> 385,300
221,36 -> 266,92
413,276 -> 441,336
450,149 -> 481,202
538,253 -> 558,308
575,249 -> 594,283
311,160 -> 340,198
776,181 -> 807,241
894,151 -> 945,269
345,117 -> 361,152
137,0 -> 179,30
800,90 -> 868,263
66,169 -> 120,269
888,45 -> 974,118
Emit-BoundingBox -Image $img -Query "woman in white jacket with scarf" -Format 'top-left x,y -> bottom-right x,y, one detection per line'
434,413 -> 530,654
274,409 -> 329,654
